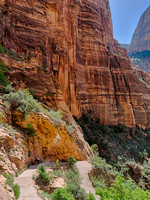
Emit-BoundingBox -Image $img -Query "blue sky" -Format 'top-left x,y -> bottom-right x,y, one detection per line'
109,0 -> 149,44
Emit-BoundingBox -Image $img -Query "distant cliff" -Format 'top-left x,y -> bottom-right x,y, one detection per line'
128,6 -> 150,73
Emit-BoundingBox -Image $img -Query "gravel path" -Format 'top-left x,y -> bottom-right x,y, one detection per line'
15,165 -> 41,200
15,161 -> 100,200
76,161 -> 100,200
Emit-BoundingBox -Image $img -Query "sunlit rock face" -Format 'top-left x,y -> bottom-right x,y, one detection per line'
0,0 -> 149,128
13,111 -> 90,161
128,6 -> 150,73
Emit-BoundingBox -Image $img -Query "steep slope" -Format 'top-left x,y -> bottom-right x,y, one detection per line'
128,6 -> 150,73
129,6 -> 150,53
0,0 -> 149,129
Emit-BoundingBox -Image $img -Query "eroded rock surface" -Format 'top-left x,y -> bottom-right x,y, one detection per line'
0,0 -> 149,128
0,128 -> 28,175
13,111 -> 90,161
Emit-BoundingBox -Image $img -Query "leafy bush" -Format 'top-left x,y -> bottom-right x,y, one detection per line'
3,174 -> 14,185
64,167 -> 81,186
90,155 -> 112,171
66,124 -> 75,134
37,163 -> 53,185
38,191 -> 52,200
27,123 -> 35,136
53,169 -> 63,177
12,184 -> 20,200
86,192 -> 96,200
3,89 -> 41,114
68,156 -> 77,167
51,187 -> 75,200
3,89 -> 63,124
91,144 -> 99,156
48,109 -> 63,121
3,83 -> 14,93
3,174 -> 20,199
64,166 -> 87,200
91,176 -> 107,189
96,176 -> 150,200
113,156 -> 150,189
0,61 -> 9,86
53,159 -> 59,169
0,45 -> 5,54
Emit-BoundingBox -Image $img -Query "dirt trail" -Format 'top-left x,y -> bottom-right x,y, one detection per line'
76,161 -> 100,200
15,161 -> 100,200
15,165 -> 41,200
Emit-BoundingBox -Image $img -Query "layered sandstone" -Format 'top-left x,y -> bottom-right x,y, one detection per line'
0,0 -> 149,129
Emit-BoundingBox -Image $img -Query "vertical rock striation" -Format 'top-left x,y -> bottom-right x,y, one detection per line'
0,0 -> 149,128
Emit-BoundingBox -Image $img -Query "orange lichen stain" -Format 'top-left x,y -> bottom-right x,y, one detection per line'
14,111 -> 85,161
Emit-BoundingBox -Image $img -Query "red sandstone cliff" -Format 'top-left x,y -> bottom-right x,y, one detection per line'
0,0 -> 149,128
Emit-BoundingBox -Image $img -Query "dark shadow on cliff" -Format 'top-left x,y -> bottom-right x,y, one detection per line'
74,114 -> 150,163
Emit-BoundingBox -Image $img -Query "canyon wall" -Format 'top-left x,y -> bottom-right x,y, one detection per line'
128,6 -> 150,73
129,6 -> 150,53
0,0 -> 149,128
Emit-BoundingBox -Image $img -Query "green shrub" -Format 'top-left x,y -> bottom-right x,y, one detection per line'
0,61 -> 8,72
90,155 -> 112,171
0,61 -> 9,86
12,184 -> 20,200
91,176 -> 107,189
3,89 -> 41,114
29,88 -> 35,96
48,109 -> 63,120
37,163 -> 53,185
68,156 -> 77,167
64,167 -> 87,200
3,174 -> 20,199
3,84 -> 14,93
64,167 -> 81,186
51,187 -> 75,200
27,123 -> 35,136
86,192 -> 96,200
96,176 -> 150,200
0,45 -> 5,54
3,174 -> 14,185
91,144 -> 99,156
53,169 -> 63,177
3,89 -> 63,124
70,186 -> 87,200
38,191 -> 52,200
53,159 -> 59,169
66,124 -> 75,134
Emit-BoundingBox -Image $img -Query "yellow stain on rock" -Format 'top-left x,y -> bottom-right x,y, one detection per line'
13,111 -> 86,161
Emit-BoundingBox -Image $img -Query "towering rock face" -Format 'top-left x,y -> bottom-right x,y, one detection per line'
129,6 -> 150,53
0,0 -> 149,128
128,6 -> 150,73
